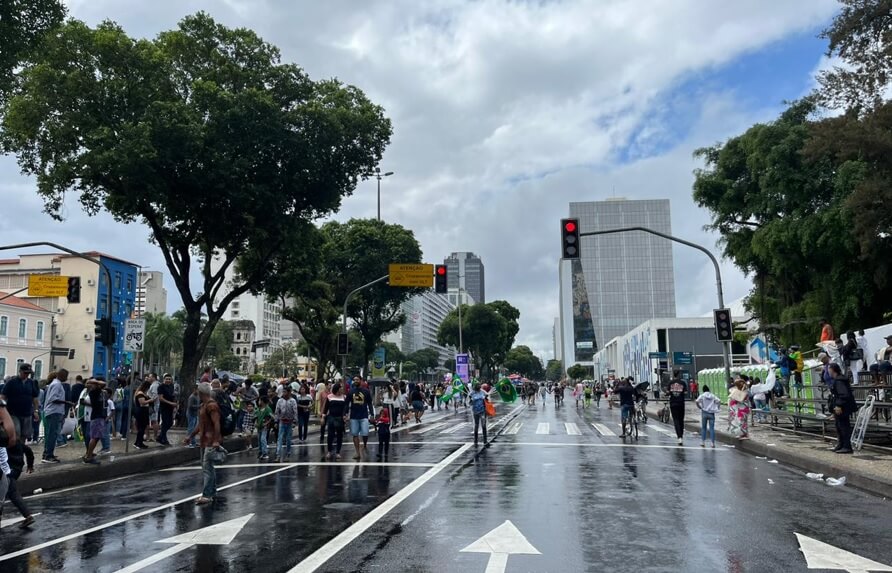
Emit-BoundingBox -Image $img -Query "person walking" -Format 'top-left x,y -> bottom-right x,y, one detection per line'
183,382 -> 221,505
0,363 -> 39,445
274,386 -> 297,462
728,379 -> 750,439
255,396 -> 273,461
347,380 -> 374,461
469,382 -> 490,446
296,385 -> 312,444
157,374 -> 177,447
185,386 -> 200,448
42,369 -> 69,463
695,385 -> 720,448
146,373 -> 160,443
374,406 -> 391,459
667,371 -> 688,445
323,383 -> 347,460
3,438 -> 35,527
133,381 -> 152,450
829,363 -> 857,454
82,378 -> 108,465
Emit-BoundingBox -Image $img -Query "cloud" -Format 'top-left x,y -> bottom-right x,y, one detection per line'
5,0 -> 840,361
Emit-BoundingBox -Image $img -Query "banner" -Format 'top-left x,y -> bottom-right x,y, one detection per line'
456,353 -> 470,382
372,346 -> 386,378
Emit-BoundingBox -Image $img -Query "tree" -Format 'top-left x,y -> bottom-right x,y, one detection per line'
566,364 -> 589,381
407,348 -> 440,371
378,341 -> 404,366
0,0 -> 65,102
487,300 -> 521,367
401,360 -> 419,380
545,359 -> 563,382
816,0 -> 892,112
0,13 -> 392,390
143,313 -> 183,376
262,342 -> 303,378
318,219 -> 424,370
503,345 -> 544,379
438,302 -> 511,381
444,358 -> 456,372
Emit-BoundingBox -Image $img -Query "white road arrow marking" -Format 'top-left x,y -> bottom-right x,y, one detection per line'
114,514 -> 254,573
461,520 -> 541,573
0,513 -> 41,529
796,532 -> 892,572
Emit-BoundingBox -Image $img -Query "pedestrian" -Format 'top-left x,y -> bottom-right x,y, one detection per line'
295,385 -> 312,444
183,382 -> 221,505
323,383 -> 347,460
584,383 -> 592,408
133,381 -> 151,449
3,437 -> 35,527
235,379 -> 260,434
667,371 -> 688,445
157,374 -> 177,447
274,386 -> 297,462
186,386 -> 200,448
41,369 -> 68,464
242,401 -> 256,448
317,381 -> 329,445
594,382 -> 603,407
314,379 -> 327,416
690,379 -> 699,400
819,319 -> 835,343
75,381 -> 92,452
410,384 -> 425,424
112,378 -> 125,439
399,382 -> 410,425
573,381 -> 583,408
469,382 -> 490,446
255,396 -> 273,461
119,380 -> 131,441
695,385 -> 720,448
82,378 -> 108,465
146,373 -> 160,442
0,363 -> 39,445
829,363 -> 857,454
383,382 -> 398,429
727,379 -> 750,439
100,390 -> 114,455
375,406 -> 391,459
347,379 -> 374,461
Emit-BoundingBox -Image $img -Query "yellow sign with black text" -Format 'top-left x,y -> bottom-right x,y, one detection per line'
27,275 -> 70,297
388,264 -> 434,288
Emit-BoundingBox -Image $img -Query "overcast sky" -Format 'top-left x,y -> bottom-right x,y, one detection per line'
0,0 -> 841,360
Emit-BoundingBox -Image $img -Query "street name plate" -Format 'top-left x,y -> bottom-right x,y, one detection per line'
388,263 -> 434,287
648,351 -> 668,359
27,275 -> 70,297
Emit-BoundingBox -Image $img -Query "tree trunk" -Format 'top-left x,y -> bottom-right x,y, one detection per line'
177,308 -> 221,396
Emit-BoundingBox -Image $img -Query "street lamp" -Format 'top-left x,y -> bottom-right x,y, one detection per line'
375,167 -> 394,221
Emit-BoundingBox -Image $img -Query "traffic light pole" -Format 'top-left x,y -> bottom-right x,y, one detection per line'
341,274 -> 389,379
577,227 -> 733,387
0,241 -> 114,382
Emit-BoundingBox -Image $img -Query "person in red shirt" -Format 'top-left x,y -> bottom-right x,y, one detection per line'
184,382 -> 221,505
819,319 -> 835,343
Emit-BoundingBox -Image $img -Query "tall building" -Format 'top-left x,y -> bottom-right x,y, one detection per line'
0,252 -> 138,378
444,252 -> 485,304
398,291 -> 456,366
558,198 -> 676,370
552,317 -> 562,362
136,270 -> 168,315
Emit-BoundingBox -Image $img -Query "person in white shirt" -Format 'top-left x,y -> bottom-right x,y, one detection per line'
695,385 -> 721,448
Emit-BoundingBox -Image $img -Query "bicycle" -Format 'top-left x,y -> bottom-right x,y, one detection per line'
621,404 -> 638,440
635,396 -> 648,423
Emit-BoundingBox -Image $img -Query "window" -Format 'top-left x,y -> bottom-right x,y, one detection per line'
34,359 -> 43,380
126,277 -> 133,292
113,301 -> 120,316
0,316 -> 6,336
36,321 -> 45,341
0,358 -> 5,377
18,318 -> 26,339
114,272 -> 121,290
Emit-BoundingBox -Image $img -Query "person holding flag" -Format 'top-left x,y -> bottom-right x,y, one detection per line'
469,382 -> 492,446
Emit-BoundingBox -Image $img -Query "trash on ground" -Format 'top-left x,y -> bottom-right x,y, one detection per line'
766,443 -> 776,446
826,477 -> 846,487
756,456 -> 767,460
806,473 -> 824,481
768,459 -> 778,464
767,479 -> 775,484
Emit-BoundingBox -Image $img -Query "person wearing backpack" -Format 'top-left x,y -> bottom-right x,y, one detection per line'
274,386 -> 298,462
184,382 -> 222,505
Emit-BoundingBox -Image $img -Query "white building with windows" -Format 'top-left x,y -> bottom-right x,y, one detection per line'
0,295 -> 54,380
136,270 -> 168,315
229,319 -> 256,372
397,291 -> 456,365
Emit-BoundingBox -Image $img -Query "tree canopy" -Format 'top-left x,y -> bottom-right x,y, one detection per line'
0,13 -> 391,386
503,345 -> 545,380
545,359 -> 563,382
437,300 -> 521,380
0,0 -> 65,103
566,364 -> 589,381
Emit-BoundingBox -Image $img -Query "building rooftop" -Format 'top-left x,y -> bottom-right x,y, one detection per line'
0,294 -> 53,313
7,251 -> 140,268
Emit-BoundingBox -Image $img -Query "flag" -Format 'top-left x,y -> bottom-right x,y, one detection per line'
497,378 -> 517,403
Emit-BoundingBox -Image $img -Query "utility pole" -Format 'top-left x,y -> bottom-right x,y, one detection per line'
341,275 -> 389,379
375,168 -> 394,221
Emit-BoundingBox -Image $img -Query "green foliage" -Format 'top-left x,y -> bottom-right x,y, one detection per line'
503,346 -> 544,379
401,360 -> 419,379
407,348 -> 440,371
0,13 -> 391,386
566,364 -> 589,381
437,300 -> 520,380
143,313 -> 183,374
0,0 -> 65,102
378,341 -> 404,365
545,359 -> 563,382
444,358 -> 456,372
262,342 -> 303,377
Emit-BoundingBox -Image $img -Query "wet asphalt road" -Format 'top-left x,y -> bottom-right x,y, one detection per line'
1,398 -> 891,572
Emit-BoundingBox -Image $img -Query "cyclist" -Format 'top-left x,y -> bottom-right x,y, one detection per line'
616,378 -> 636,437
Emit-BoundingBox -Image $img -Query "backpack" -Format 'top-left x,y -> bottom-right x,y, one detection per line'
214,393 -> 236,436
791,352 -> 804,372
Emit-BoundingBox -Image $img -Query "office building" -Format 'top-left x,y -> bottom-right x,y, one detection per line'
0,295 -> 54,380
0,252 -> 138,378
136,270 -> 168,315
444,252 -> 485,304
398,291 -> 456,366
558,198 -> 676,370
553,317 -> 562,362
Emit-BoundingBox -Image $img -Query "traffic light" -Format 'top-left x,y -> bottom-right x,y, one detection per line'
337,332 -> 349,355
67,276 -> 81,303
434,264 -> 448,293
94,318 -> 116,345
561,218 -> 580,259
714,308 -> 733,342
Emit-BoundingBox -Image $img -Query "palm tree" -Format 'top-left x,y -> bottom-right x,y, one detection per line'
144,313 -> 183,375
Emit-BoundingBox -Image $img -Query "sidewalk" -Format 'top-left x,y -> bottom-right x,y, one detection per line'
644,401 -> 892,498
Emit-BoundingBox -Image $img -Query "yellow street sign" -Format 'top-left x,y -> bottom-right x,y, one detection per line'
27,275 -> 70,297
388,263 -> 434,288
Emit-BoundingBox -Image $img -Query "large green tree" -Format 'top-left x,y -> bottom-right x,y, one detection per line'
438,302 -> 516,380
545,359 -> 563,382
503,345 -> 544,379
566,364 -> 589,381
0,0 -> 65,102
0,13 -> 391,388
143,312 -> 183,375
407,348 -> 440,372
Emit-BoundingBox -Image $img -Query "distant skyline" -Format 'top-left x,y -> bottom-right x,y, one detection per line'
0,0 -> 842,361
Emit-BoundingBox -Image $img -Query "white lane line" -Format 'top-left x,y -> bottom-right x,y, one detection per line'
413,422 -> 448,434
1,513 -> 42,529
592,423 -> 616,437
290,444 -> 472,573
114,542 -> 193,573
390,414 -> 449,434
160,462 -> 437,471
565,423 -> 581,435
504,422 -> 523,435
441,422 -> 471,435
0,464 -> 298,562
536,423 -> 550,435
388,441 -> 469,446
25,475 -> 135,500
495,442 -> 722,449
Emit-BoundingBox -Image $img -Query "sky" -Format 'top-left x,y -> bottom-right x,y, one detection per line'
0,0 -> 842,361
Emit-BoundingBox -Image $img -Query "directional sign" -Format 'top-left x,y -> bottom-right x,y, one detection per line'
648,352 -> 668,359
27,275 -> 69,297
456,353 -> 470,381
673,351 -> 694,365
123,318 -> 146,352
388,263 -> 434,288
116,514 -> 254,573
796,532 -> 892,572
460,520 -> 541,573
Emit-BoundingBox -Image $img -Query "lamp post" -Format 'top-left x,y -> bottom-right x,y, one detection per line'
375,167 -> 394,221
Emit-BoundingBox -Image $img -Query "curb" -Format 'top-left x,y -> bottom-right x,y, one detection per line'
18,435 -> 256,494
646,403 -> 892,498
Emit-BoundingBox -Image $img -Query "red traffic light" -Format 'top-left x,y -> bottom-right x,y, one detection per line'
436,266 -> 446,276
564,221 -> 577,233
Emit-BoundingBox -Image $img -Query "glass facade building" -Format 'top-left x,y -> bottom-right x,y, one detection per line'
444,252 -> 485,305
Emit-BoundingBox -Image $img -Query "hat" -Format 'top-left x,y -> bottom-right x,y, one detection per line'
18,362 -> 33,373
885,334 -> 892,340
